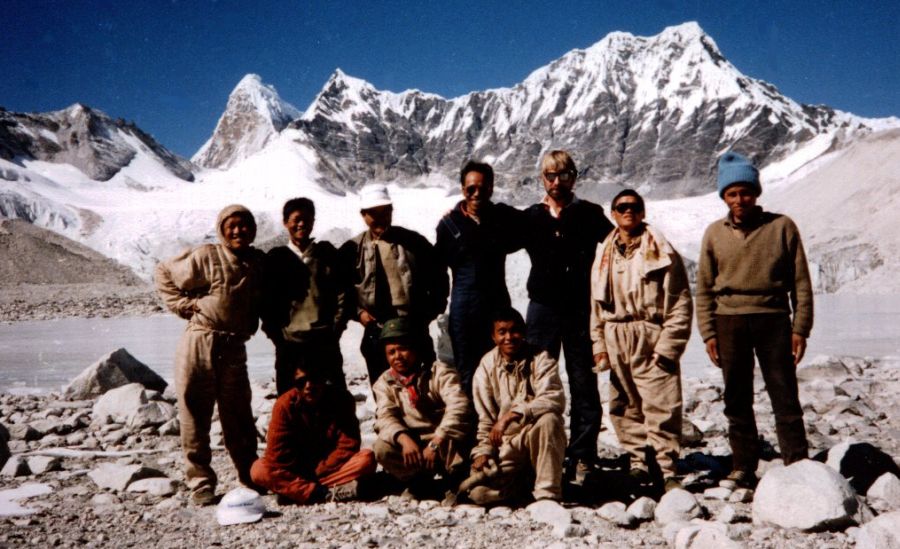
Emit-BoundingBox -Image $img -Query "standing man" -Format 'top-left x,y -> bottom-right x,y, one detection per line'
341,184 -> 449,386
435,160 -> 525,395
155,205 -> 264,505
467,307 -> 567,504
262,197 -> 350,395
589,190 -> 693,492
524,150 -> 614,481
372,318 -> 471,497
697,152 -> 813,490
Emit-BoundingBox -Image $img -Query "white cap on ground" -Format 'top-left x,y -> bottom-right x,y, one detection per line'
359,184 -> 392,210
216,487 -> 266,526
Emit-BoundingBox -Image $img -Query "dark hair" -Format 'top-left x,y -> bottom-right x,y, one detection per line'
491,306 -> 525,331
460,160 -> 494,188
282,197 -> 315,223
611,189 -> 645,211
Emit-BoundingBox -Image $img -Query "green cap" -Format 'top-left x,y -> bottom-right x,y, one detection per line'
380,317 -> 414,341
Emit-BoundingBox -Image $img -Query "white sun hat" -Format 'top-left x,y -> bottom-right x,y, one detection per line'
359,184 -> 392,210
216,487 -> 266,526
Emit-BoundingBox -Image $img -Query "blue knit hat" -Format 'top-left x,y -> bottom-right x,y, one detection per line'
717,152 -> 761,197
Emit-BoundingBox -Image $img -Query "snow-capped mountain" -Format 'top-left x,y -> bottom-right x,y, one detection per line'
277,22 -> 894,200
193,74 -> 301,169
0,103 -> 193,182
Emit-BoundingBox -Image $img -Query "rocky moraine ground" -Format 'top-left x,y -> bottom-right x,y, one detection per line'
1,341 -> 899,548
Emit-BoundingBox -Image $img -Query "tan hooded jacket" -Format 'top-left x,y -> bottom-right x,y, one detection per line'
589,224 -> 693,362
471,346 -> 566,458
155,205 -> 266,339
373,360 -> 470,444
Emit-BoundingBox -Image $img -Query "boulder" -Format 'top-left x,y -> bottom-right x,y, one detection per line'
655,488 -> 704,525
796,356 -> 850,383
8,423 -> 40,441
64,348 -> 166,400
87,462 -> 165,492
598,501 -> 637,528
27,456 -> 62,475
752,459 -> 859,531
92,383 -> 147,425
867,473 -> 900,514
127,401 -> 177,429
814,442 -> 900,495
126,477 -> 178,497
1,455 -> 31,477
527,499 -> 571,529
626,496 -> 657,521
855,511 -> 900,549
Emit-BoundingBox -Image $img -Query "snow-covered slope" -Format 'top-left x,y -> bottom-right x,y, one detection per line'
192,74 -> 301,169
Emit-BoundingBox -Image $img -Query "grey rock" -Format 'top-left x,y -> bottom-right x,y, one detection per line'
127,401 -> 176,429
8,423 -> 40,441
599,501 -> 638,528
716,505 -> 742,524
682,421 -> 704,446
28,418 -> 64,436
527,499 -> 571,528
856,511 -> 900,549
626,496 -> 657,521
867,473 -> 900,513
92,383 -> 147,425
1,455 -> 30,477
663,520 -> 694,544
674,522 -> 742,549
704,487 -> 733,501
65,348 -> 167,400
488,506 -> 512,518
126,477 -> 178,497
815,441 -> 900,495
91,492 -> 122,515
361,504 -> 390,519
752,459 -> 859,532
728,488 -> 754,503
26,455 -> 62,475
552,523 -> 589,538
158,417 -> 180,436
797,356 -> 850,383
656,488 -> 704,525
87,462 -> 165,492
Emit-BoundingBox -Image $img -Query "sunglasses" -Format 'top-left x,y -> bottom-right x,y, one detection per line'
614,202 -> 644,214
543,171 -> 575,183
463,184 -> 489,197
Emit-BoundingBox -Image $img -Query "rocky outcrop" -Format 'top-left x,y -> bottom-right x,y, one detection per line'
64,349 -> 167,400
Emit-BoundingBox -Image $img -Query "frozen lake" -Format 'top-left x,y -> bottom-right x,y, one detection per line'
1,293 -> 898,394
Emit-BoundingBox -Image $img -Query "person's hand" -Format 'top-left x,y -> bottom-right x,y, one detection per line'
359,310 -> 377,327
398,433 -> 422,469
422,437 -> 442,470
705,338 -> 720,368
472,454 -> 492,472
792,334 -> 807,366
490,411 -> 521,447
593,352 -> 610,372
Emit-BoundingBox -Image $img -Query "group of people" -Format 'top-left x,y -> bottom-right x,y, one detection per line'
155,149 -> 814,508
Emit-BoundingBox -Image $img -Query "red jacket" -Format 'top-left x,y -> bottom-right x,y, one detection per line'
262,385 -> 361,478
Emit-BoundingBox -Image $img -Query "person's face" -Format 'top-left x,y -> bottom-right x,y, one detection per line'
542,165 -> 576,202
462,171 -> 493,214
385,341 -> 418,376
221,214 -> 252,251
722,184 -> 758,221
492,320 -> 525,360
284,209 -> 314,246
293,369 -> 325,404
612,196 -> 645,233
361,204 -> 393,238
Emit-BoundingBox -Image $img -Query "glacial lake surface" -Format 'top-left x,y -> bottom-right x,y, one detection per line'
1,294 -> 898,394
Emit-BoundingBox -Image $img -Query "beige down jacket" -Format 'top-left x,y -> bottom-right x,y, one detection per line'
155,205 -> 266,339
589,224 -> 693,362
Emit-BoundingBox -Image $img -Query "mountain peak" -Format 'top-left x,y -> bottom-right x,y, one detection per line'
193,74 -> 300,169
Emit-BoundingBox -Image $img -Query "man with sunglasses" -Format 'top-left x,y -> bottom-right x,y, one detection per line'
523,150 -> 614,484
250,364 -> 376,504
696,152 -> 813,491
435,160 -> 525,395
589,190 -> 692,493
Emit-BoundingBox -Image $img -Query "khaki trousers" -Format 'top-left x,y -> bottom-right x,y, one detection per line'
175,325 -> 259,491
497,413 -> 566,501
373,435 -> 466,482
605,321 -> 682,477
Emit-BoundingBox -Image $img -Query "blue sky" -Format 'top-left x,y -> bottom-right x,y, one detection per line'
3,0 -> 898,157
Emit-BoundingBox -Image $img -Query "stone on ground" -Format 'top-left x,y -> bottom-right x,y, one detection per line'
527,499 -> 571,528
674,521 -> 742,549
866,472 -> 900,513
815,441 -> 900,495
626,496 -> 656,521
26,455 -> 62,475
92,383 -> 148,425
752,459 -> 859,532
126,477 -> 178,497
598,501 -> 637,528
64,348 -> 167,399
655,488 -> 704,525
88,462 -> 165,492
855,511 -> 900,549
128,401 -> 177,428
1,455 -> 31,477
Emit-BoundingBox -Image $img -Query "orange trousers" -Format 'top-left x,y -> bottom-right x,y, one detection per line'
250,449 -> 376,504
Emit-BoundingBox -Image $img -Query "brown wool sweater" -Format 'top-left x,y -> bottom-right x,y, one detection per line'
695,210 -> 814,341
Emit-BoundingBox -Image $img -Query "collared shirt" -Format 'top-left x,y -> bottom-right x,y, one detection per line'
541,194 -> 581,219
287,239 -> 315,264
